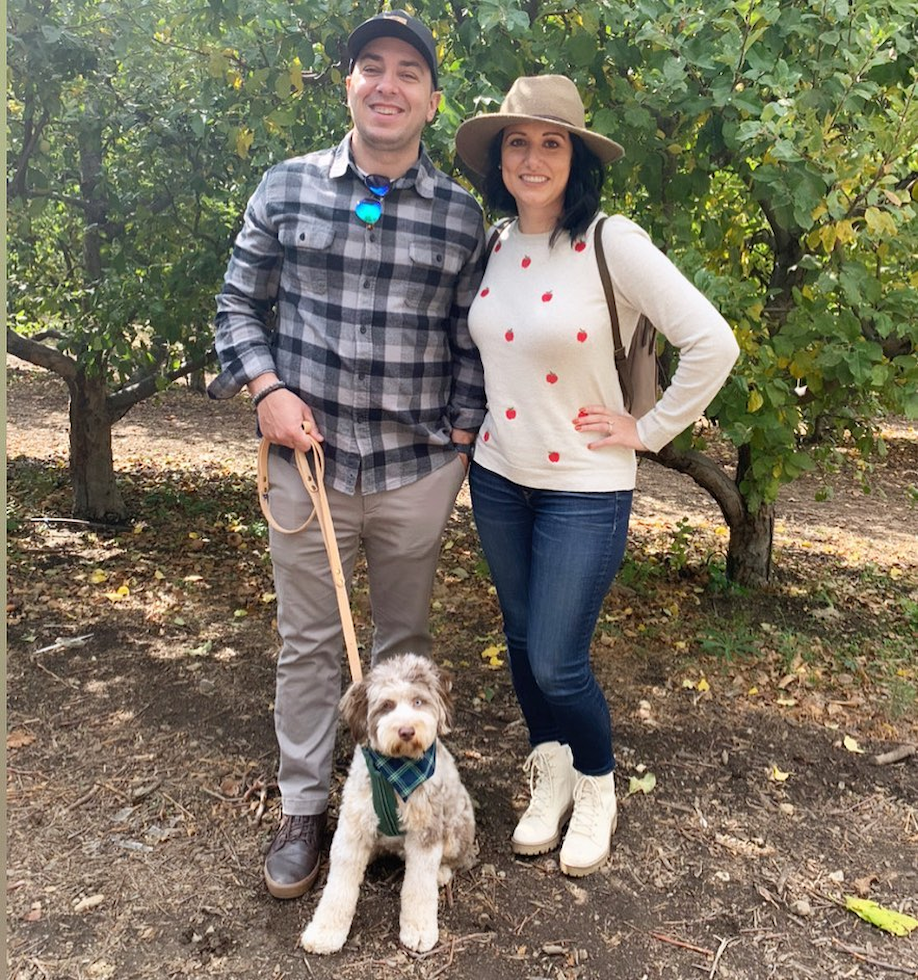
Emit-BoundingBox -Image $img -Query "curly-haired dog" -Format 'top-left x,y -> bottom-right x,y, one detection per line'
300,654 -> 477,955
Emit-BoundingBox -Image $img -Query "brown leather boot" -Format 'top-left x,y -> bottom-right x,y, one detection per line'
264,812 -> 326,899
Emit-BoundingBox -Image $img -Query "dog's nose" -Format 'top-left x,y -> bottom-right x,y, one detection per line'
398,726 -> 415,742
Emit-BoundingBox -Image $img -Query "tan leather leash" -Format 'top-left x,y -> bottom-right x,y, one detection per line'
256,434 -> 363,683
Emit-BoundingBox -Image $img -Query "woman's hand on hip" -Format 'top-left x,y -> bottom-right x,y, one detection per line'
573,405 -> 647,451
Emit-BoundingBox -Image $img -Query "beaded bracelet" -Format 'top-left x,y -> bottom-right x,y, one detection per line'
251,380 -> 287,408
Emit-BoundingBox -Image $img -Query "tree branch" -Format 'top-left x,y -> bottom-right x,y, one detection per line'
6,329 -> 77,380
643,443 -> 746,529
107,349 -> 216,419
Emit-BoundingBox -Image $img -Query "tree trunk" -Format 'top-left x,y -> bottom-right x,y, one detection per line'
187,366 -> 207,394
68,366 -> 125,521
724,502 -> 775,587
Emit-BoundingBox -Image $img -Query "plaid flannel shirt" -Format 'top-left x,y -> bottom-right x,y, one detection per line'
210,133 -> 486,495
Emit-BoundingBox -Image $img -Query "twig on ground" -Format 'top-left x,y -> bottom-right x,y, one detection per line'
649,932 -> 714,957
832,938 -> 918,976
873,744 -> 917,766
408,931 -> 493,966
709,936 -> 739,978
426,936 -> 457,980
65,783 -> 99,811
161,791 -> 195,820
31,660 -> 80,689
28,516 -> 129,530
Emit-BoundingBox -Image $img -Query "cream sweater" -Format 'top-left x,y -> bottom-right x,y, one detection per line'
467,213 -> 740,491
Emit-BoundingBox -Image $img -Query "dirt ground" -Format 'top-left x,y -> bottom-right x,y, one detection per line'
6,366 -> 918,980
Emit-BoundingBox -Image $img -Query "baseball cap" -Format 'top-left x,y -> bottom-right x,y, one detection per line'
346,10 -> 439,89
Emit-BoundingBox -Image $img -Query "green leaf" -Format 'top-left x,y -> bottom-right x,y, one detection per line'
627,772 -> 657,796
845,897 -> 918,937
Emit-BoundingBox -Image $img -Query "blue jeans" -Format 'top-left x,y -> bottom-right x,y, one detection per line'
469,463 -> 633,775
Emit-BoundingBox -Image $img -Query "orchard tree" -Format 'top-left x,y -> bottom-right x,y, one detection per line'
9,0 -> 917,585
414,0 -> 917,584
6,0 -> 337,519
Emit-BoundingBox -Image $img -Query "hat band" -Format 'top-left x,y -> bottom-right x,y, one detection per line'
504,109 -> 585,129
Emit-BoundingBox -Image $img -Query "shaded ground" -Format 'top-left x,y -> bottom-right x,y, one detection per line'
6,366 -> 918,980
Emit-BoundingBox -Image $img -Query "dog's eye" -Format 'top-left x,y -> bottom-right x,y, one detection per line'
380,699 -> 395,712
413,697 -> 425,708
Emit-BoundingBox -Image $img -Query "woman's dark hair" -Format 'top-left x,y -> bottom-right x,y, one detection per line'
482,130 -> 606,246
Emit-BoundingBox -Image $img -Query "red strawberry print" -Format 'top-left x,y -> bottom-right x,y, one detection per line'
483,431 -> 490,442
542,291 -> 553,302
577,329 -> 588,343
521,256 -> 531,269
505,328 -> 514,342
548,452 -> 560,463
574,241 -> 587,252
494,242 -> 502,252
546,371 -> 558,384
505,407 -> 516,419
578,408 -> 588,417
481,287 -> 490,297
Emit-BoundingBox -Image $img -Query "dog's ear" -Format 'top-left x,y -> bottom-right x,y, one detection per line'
435,668 -> 455,735
339,680 -> 369,743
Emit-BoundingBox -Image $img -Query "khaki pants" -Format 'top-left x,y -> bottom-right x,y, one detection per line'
266,450 -> 465,815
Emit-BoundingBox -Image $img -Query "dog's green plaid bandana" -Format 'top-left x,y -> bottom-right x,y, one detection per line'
362,744 -> 437,837
363,744 -> 437,802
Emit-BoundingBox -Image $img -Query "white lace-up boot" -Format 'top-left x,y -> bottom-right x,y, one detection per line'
559,771 -> 617,876
511,741 -> 576,855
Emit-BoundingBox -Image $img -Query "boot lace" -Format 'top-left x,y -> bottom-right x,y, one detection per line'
567,775 -> 603,836
523,745 -> 561,817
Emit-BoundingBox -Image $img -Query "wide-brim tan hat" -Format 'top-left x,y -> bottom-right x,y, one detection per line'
455,75 -> 624,176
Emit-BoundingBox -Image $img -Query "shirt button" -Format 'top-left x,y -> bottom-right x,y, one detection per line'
363,279 -> 370,288
360,326 -> 367,334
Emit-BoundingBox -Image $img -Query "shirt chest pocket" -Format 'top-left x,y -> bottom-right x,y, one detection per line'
278,220 -> 336,296
405,242 -> 464,311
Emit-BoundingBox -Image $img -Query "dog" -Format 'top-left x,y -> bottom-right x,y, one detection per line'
300,653 -> 477,955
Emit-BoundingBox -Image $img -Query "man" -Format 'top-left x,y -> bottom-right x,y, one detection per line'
209,11 -> 485,899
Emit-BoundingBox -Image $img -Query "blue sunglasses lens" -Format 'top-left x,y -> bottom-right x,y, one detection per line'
365,174 -> 391,197
355,174 -> 392,226
355,198 -> 383,225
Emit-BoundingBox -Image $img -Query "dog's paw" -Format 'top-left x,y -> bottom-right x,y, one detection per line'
300,921 -> 348,955
436,865 -> 454,887
399,919 -> 439,953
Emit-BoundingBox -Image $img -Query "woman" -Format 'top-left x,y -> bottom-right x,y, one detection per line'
454,75 -> 739,877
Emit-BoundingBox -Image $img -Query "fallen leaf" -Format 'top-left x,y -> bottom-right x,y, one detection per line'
843,735 -> 866,754
627,772 -> 657,796
479,644 -> 505,669
7,729 -> 36,749
845,897 -> 918,936
853,874 -> 878,898
73,894 -> 105,912
770,765 -> 792,782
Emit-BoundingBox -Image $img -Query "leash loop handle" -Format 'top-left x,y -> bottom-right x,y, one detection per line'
257,434 -> 363,683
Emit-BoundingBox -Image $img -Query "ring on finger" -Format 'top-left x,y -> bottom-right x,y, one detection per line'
607,420 -> 614,435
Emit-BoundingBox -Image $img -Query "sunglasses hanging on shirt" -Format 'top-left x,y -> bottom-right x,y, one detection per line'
355,174 -> 392,227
